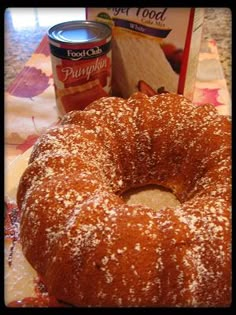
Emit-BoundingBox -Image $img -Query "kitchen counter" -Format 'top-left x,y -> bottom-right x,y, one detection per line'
201,8 -> 231,94
4,7 -> 231,94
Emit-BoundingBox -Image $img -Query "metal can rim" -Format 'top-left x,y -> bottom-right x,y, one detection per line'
47,20 -> 112,45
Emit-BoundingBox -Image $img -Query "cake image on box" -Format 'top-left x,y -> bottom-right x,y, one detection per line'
112,30 -> 179,98
86,7 -> 204,100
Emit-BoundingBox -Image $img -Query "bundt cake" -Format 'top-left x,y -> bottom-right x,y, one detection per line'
17,92 -> 231,307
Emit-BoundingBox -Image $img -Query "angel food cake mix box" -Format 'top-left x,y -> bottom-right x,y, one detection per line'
86,7 -> 204,100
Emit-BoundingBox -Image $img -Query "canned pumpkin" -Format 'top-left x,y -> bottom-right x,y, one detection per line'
48,20 -> 112,115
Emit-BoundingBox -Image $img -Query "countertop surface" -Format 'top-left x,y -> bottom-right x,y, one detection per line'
4,7 -> 232,94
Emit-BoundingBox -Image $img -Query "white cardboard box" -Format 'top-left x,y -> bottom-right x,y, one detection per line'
86,7 -> 204,100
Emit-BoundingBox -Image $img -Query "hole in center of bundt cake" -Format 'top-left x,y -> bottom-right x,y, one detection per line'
121,184 -> 180,211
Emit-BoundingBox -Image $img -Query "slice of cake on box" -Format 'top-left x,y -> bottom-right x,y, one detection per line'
111,30 -> 178,97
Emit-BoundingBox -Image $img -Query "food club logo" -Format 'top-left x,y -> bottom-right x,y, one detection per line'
66,46 -> 103,61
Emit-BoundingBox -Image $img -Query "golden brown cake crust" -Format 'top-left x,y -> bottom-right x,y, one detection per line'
17,92 -> 231,306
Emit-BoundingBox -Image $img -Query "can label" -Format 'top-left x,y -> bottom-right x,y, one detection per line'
48,22 -> 112,115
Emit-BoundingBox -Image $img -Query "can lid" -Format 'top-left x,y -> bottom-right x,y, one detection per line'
48,20 -> 111,44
